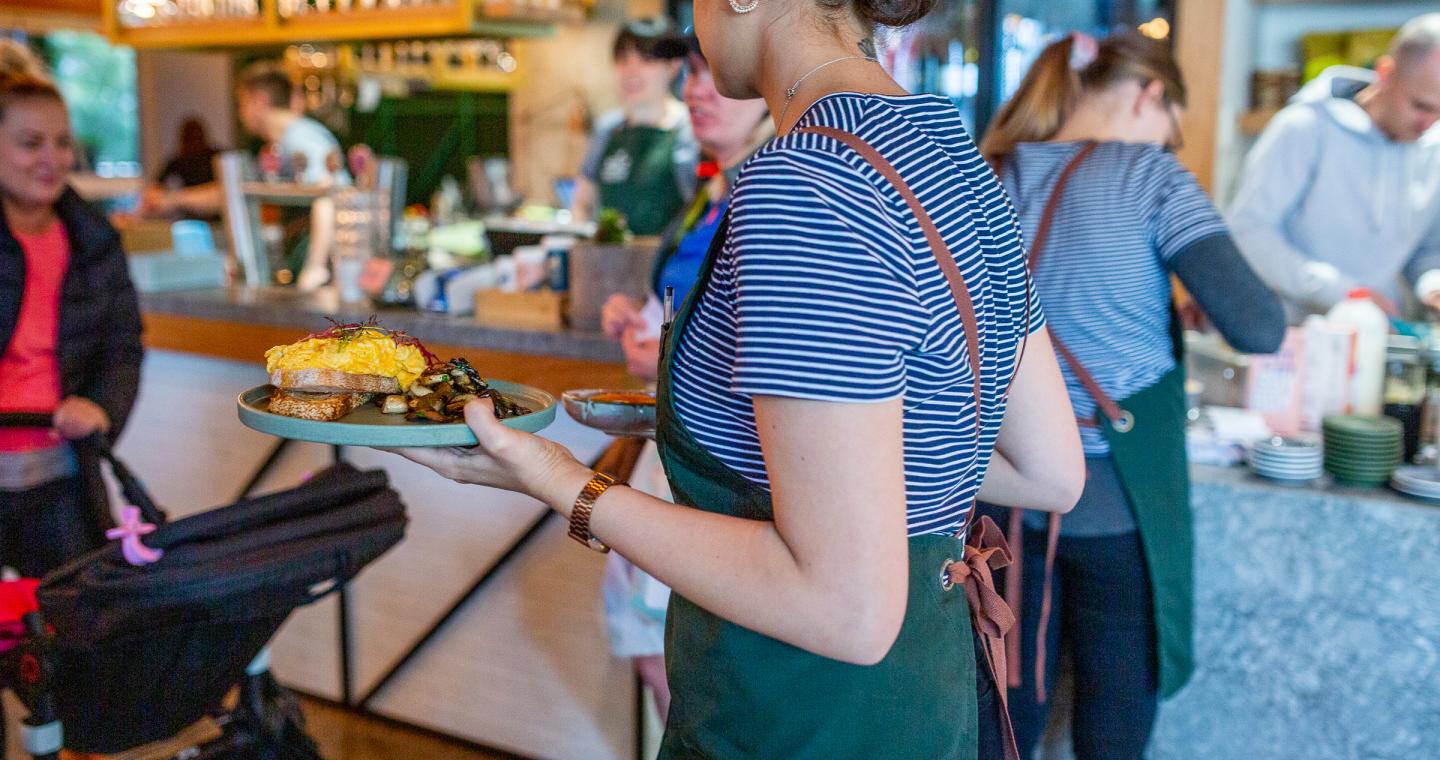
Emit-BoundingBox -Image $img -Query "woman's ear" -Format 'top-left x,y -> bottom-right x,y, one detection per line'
1139,79 -> 1167,113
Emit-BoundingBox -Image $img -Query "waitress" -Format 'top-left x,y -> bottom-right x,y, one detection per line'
571,19 -> 698,237
980,34 -> 1285,757
391,0 -> 1086,755
0,73 -> 143,577
595,31 -> 771,722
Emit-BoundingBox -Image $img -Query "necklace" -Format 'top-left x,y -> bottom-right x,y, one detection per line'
777,53 -> 879,130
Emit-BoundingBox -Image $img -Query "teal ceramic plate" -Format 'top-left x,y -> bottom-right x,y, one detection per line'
237,381 -> 556,447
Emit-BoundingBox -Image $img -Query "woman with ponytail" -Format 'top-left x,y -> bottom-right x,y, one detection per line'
980,33 -> 1285,758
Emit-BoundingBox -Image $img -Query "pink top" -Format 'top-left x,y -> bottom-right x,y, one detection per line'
0,221 -> 70,452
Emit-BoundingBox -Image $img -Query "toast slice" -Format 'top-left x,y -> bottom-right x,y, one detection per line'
268,389 -> 374,421
271,367 -> 401,395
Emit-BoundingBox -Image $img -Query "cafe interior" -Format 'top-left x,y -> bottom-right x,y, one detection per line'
0,0 -> 1435,758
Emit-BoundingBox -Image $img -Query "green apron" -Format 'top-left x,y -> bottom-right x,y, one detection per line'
653,216 -> 980,759
1091,329 -> 1193,698
1016,142 -> 1194,699
596,123 -> 686,237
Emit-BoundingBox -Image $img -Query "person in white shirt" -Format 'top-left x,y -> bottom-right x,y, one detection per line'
1229,13 -> 1440,321
143,63 -> 351,289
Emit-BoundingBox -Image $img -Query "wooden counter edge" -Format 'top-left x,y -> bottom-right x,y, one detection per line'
143,312 -> 637,396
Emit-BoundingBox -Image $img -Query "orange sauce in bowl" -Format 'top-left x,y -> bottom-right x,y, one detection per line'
591,392 -> 656,406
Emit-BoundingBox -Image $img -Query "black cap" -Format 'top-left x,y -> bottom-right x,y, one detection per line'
614,18 -> 686,60
654,32 -> 702,62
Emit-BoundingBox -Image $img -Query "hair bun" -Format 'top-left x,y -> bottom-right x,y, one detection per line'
852,0 -> 936,27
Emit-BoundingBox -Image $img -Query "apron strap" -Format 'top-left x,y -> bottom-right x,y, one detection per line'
1000,509 -> 1060,702
796,126 -> 983,439
1052,337 -> 1132,431
799,125 -> 1021,760
944,514 -> 1020,760
1023,143 -> 1098,272
1019,142 -> 1131,432
1000,143 -> 1121,706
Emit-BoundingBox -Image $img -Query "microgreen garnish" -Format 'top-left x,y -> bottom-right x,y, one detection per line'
304,316 -> 439,363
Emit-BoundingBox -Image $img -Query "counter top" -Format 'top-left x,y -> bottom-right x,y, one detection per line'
1191,463 -> 1439,512
140,287 -> 622,364
1042,462 -> 1440,760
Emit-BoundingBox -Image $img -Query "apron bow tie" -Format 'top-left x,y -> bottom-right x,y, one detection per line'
946,514 -> 1022,760
946,516 -> 1016,638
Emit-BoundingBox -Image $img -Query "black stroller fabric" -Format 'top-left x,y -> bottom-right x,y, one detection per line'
36,463 -> 407,753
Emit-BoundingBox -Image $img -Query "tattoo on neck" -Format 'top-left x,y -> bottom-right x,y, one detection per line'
859,38 -> 876,58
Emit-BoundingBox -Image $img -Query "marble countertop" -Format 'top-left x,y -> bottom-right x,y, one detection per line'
1191,463 -> 1440,514
140,287 -> 623,364
1042,463 -> 1440,760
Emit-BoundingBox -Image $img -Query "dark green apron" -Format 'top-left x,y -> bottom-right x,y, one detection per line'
654,214 -> 979,759
596,123 -> 686,237
1091,336 -> 1193,698
1016,143 -> 1194,699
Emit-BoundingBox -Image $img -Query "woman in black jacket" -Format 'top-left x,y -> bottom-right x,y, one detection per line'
0,73 -> 143,577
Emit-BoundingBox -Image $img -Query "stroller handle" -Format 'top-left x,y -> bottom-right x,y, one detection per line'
0,413 -> 54,430
0,413 -> 167,525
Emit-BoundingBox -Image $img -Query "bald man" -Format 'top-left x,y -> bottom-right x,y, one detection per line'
1230,13 -> 1440,321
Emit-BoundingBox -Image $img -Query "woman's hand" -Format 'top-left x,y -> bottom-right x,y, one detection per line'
52,396 -> 110,441
602,295 -> 644,341
382,398 -> 591,508
620,325 -> 661,382
139,186 -> 175,217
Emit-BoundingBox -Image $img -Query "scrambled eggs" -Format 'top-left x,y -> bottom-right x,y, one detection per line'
265,330 -> 427,390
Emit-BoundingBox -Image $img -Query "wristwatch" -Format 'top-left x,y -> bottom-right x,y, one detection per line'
568,472 -> 618,553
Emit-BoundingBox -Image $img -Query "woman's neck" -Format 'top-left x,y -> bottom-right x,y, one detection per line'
2,196 -> 58,237
757,27 -> 901,135
627,98 -> 672,128
1051,95 -> 1133,144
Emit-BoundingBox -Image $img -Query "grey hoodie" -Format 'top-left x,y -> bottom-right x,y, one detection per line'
1228,66 -> 1440,320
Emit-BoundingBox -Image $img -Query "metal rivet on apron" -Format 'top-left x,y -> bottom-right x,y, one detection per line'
1111,410 -> 1136,434
939,558 -> 956,591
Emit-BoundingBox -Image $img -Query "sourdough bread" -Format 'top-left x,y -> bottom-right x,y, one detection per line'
270,367 -> 401,395
268,389 -> 374,421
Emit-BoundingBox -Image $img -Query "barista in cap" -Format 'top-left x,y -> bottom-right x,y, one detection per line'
570,19 -> 699,237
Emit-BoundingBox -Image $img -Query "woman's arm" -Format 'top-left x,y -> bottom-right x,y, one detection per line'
392,393 -> 910,665
1170,234 -> 1286,355
87,234 -> 145,439
569,177 -> 597,225
977,326 -> 1084,512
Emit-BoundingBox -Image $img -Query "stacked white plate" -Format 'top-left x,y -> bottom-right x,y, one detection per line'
1248,436 -> 1325,483
1391,466 -> 1440,503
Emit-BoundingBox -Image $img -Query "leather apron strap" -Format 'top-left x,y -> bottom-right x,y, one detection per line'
799,125 -> 1024,760
996,142 -> 1135,704
1021,143 -> 1129,432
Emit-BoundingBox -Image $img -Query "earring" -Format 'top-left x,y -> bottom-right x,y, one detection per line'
729,0 -> 759,13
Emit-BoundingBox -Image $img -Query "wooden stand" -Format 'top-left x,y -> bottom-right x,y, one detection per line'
474,289 -> 569,331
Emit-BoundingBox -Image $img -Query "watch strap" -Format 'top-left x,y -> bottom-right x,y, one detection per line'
568,471 -> 618,552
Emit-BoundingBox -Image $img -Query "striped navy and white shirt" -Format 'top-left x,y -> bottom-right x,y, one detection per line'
670,93 -> 1041,537
999,141 -> 1228,455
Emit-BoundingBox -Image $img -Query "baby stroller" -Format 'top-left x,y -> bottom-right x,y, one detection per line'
0,413 -> 408,759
